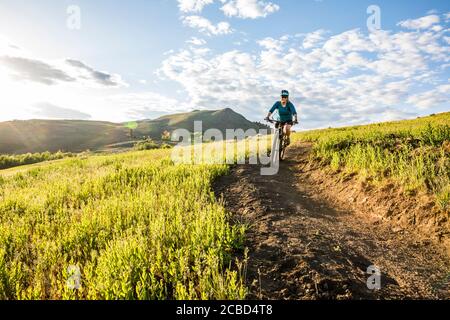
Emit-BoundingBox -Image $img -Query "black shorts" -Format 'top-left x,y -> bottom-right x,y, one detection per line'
275,121 -> 293,128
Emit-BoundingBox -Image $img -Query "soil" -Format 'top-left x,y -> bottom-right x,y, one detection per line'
213,141 -> 450,300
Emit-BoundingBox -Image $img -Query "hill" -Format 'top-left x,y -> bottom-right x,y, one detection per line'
293,111 -> 450,249
0,120 -> 129,154
134,108 -> 268,139
0,108 -> 268,154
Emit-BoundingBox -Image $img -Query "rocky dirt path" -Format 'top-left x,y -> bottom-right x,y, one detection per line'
214,142 -> 450,300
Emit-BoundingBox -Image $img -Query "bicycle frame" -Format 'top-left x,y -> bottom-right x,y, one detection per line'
266,118 -> 288,161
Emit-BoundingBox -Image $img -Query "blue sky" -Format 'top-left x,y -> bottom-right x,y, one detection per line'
0,0 -> 449,129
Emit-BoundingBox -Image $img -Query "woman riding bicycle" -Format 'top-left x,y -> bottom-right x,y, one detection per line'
265,90 -> 298,145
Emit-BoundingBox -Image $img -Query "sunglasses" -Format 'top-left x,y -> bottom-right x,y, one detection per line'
281,96 -> 288,99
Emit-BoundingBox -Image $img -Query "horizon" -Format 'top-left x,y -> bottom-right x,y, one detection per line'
0,0 -> 449,130
1,108 -> 446,133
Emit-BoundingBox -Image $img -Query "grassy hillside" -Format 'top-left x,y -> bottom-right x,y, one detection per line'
293,112 -> 450,211
0,148 -> 251,299
0,136 -> 273,299
0,109 -> 268,154
0,151 -> 75,170
0,120 -> 129,154
135,108 -> 268,139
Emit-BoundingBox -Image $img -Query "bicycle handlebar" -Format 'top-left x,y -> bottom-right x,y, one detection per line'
265,118 -> 277,124
265,118 -> 298,125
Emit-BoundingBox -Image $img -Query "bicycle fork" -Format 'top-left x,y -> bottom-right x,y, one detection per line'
261,128 -> 281,176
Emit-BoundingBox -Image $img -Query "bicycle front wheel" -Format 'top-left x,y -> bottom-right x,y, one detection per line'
279,135 -> 286,161
280,144 -> 286,161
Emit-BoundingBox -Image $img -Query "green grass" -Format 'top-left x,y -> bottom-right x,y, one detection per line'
134,139 -> 173,151
0,151 -> 74,170
0,136 -> 273,300
0,146 -> 255,300
293,112 -> 450,207
1,111 -> 447,300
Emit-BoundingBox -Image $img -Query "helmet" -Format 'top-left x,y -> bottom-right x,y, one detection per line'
281,90 -> 289,97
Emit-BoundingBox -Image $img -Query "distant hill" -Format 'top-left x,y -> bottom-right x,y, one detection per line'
0,108 -> 268,154
0,120 -> 129,154
135,108 -> 268,139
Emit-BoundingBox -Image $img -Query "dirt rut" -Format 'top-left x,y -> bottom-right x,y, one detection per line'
214,142 -> 450,300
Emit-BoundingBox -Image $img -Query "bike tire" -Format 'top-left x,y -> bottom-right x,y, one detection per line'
279,133 -> 286,161
280,142 -> 286,161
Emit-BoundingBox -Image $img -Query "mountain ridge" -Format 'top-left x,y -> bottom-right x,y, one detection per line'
0,108 -> 268,154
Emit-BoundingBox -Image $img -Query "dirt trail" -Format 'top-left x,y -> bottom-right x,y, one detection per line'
214,142 -> 450,300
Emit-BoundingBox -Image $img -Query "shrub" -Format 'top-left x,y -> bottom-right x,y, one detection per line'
0,151 -> 74,170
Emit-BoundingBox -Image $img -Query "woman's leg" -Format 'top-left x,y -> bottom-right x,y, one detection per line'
283,124 -> 292,144
283,124 -> 292,137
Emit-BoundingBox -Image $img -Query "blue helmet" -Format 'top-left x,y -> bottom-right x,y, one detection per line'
281,90 -> 289,97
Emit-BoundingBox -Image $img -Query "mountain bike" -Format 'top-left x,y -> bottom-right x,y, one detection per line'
265,118 -> 296,161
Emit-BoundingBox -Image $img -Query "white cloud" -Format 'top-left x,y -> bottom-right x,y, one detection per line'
0,35 -> 22,56
178,0 -> 214,13
431,25 -> 444,32
1,12 -> 448,127
65,59 -> 126,87
186,37 -> 207,45
407,84 -> 450,109
182,15 -> 233,35
0,56 -> 76,85
398,15 -> 440,29
302,29 -> 328,49
0,37 -> 132,123
31,102 -> 92,120
0,56 -> 127,88
0,38 -> 127,88
445,12 -> 450,22
177,0 -> 281,19
257,37 -> 287,50
220,0 -> 280,19
158,14 -> 450,127
107,92 -> 190,120
323,29 -> 374,53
